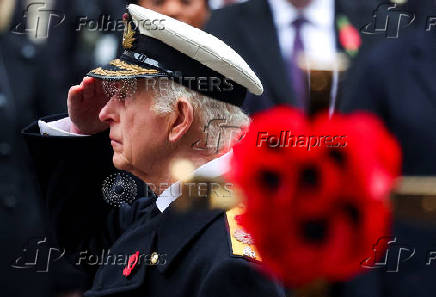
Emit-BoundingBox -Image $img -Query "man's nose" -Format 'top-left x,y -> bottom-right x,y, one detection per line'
99,98 -> 120,124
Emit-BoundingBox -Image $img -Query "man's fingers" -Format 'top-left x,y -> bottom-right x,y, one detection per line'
94,78 -> 110,107
81,77 -> 96,100
95,78 -> 105,96
68,85 -> 84,103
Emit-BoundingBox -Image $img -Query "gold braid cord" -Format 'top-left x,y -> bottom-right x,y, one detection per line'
90,59 -> 159,77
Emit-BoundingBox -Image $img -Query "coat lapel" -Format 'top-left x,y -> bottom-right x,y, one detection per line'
334,0 -> 381,54
156,208 -> 223,273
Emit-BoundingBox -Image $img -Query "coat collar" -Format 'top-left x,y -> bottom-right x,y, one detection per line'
154,152 -> 232,273
156,151 -> 232,212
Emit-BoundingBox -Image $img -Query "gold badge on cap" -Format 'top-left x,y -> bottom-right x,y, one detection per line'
122,13 -> 136,49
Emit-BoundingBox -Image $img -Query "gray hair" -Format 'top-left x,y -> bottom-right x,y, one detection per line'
149,79 -> 250,152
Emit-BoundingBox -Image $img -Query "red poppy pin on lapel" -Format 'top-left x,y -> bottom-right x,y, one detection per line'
337,15 -> 362,57
123,251 -> 139,277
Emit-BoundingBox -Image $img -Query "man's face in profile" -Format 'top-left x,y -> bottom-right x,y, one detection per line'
98,79 -> 171,179
138,0 -> 210,28
288,0 -> 313,10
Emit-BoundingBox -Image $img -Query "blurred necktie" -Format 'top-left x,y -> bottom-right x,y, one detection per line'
289,15 -> 308,110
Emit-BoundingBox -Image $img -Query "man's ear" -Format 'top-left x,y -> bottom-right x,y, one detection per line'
168,97 -> 194,143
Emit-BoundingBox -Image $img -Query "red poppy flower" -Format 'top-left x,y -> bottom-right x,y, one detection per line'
227,106 -> 401,287
337,16 -> 361,55
340,25 -> 361,51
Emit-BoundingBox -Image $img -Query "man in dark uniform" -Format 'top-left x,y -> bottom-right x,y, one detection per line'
24,4 -> 285,297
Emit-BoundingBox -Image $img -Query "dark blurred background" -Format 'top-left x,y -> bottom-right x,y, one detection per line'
1,0 -> 436,296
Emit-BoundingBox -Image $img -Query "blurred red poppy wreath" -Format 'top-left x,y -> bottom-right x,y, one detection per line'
227,106 -> 401,287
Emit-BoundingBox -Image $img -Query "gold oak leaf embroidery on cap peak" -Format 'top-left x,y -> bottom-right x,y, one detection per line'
123,22 -> 136,49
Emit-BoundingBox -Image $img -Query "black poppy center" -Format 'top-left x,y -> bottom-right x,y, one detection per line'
299,165 -> 320,188
301,219 -> 328,244
259,170 -> 281,190
328,149 -> 346,167
341,202 -> 360,226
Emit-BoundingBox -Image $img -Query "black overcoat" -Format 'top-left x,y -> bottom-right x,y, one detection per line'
23,114 -> 286,297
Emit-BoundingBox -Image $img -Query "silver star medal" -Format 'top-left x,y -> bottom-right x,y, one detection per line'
102,172 -> 138,207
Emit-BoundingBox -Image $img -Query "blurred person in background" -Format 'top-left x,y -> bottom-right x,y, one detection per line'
205,0 -> 384,115
339,1 -> 436,297
340,0 -> 436,176
0,0 -> 73,296
47,0 -> 126,89
339,30 -> 436,297
131,0 -> 211,28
